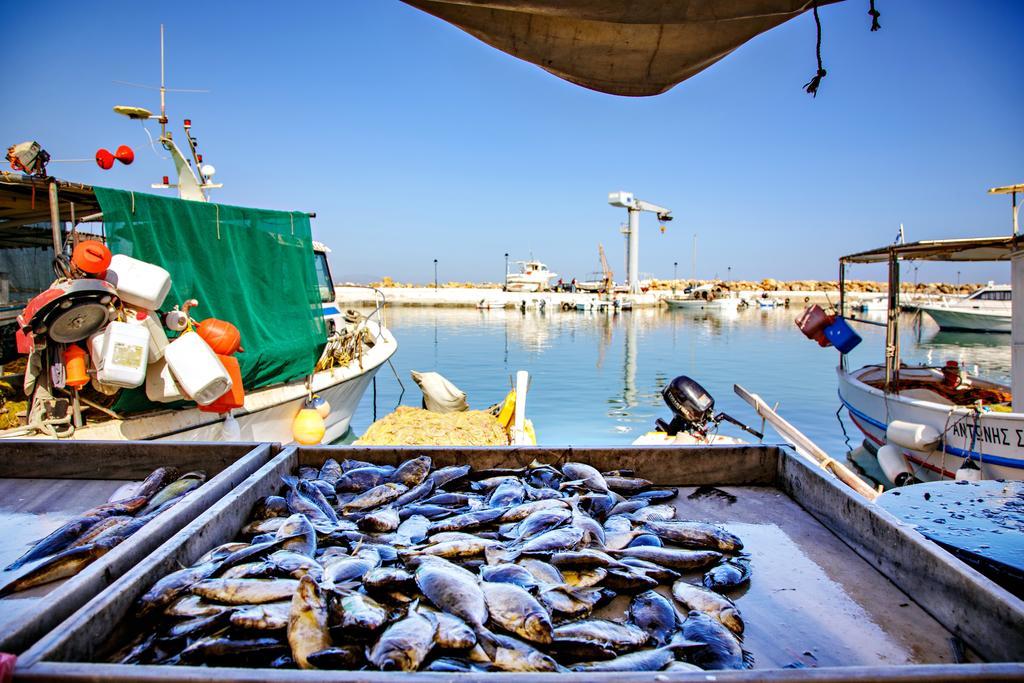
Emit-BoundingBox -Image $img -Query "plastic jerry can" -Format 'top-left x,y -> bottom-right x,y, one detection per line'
88,329 -> 106,372
104,254 -> 172,310
146,357 -> 185,403
164,331 -> 232,406
199,355 -> 245,413
97,321 -> 149,388
128,309 -> 169,361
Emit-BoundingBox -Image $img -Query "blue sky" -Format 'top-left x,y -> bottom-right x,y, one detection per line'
4,1 -> 1021,284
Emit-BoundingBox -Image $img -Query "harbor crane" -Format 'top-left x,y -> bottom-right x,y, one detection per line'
608,191 -> 673,294
598,243 -> 614,295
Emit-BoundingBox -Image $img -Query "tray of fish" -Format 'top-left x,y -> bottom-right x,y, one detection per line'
15,445 -> 1024,680
0,439 -> 274,655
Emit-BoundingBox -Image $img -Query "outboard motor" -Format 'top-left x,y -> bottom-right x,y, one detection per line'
655,375 -> 763,440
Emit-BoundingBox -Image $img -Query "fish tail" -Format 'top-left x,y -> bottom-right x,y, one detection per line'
475,625 -> 500,659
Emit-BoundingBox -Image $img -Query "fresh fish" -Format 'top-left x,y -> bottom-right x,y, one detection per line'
428,506 -> 508,533
553,619 -> 648,652
568,498 -> 606,546
513,526 -> 585,558
404,537 -> 500,561
503,508 -> 570,542
138,561 -> 222,615
230,601 -> 291,630
618,557 -> 680,583
488,478 -> 526,507
626,504 -> 676,523
295,478 -> 338,523
192,578 -> 299,605
643,521 -> 744,552
392,455 -> 432,487
561,462 -> 612,494
252,495 -> 289,520
305,646 -> 364,670
321,554 -> 379,588
5,514 -> 104,570
672,580 -> 744,634
336,591 -> 388,633
420,492 -> 474,508
275,514 -> 317,557
220,561 -> 270,579
393,479 -> 434,507
342,483 -> 408,513
626,533 -> 662,548
288,575 -> 331,669
560,567 -> 607,588
267,550 -> 324,581
421,607 -> 477,649
572,644 -> 681,672
334,466 -> 392,493
538,586 -> 603,618
578,492 -> 618,521
0,538 -> 119,597
629,590 -> 679,646
524,463 -> 563,490
243,516 -> 287,536
549,548 -> 622,569
610,546 -> 722,570
66,515 -> 131,549
400,503 -> 467,521
299,467 -> 318,480
341,459 -> 392,473
632,488 -> 679,502
426,464 -> 471,489
363,567 -> 415,593
480,581 -> 553,644
681,610 -> 751,670
140,472 -> 205,515
703,557 -> 751,592
608,499 -> 650,517
179,636 -> 287,666
318,458 -> 343,484
517,558 -> 565,585
282,478 -> 335,526
601,566 -> 659,592
165,594 -> 231,618
358,507 -> 400,533
604,475 -> 653,495
499,498 -> 568,523
367,603 -> 437,671
414,557 -> 491,638
395,514 -> 430,544
479,563 -> 540,590
486,633 -> 562,672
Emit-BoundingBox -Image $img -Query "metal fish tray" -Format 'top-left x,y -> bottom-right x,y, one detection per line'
13,444 -> 1024,680
0,439 -> 274,655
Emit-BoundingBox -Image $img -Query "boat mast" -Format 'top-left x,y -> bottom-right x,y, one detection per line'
884,247 -> 901,389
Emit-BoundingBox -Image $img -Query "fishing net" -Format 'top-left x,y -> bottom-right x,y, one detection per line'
355,406 -> 509,446
93,187 -> 325,413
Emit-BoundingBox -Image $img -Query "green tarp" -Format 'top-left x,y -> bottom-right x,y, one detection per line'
93,187 -> 325,412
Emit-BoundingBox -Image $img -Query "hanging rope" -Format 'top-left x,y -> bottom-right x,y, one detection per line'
868,0 -> 881,31
804,1 -> 827,97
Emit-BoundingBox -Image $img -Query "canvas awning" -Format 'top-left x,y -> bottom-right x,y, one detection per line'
401,0 -> 844,96
840,236 -> 1024,265
0,174 -> 100,249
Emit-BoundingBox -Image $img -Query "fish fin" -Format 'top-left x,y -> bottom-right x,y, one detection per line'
558,479 -> 586,490
280,475 -> 299,488
483,545 -> 519,565
743,649 -> 756,669
475,626 -> 500,659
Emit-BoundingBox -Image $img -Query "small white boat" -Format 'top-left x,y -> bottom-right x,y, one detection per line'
919,283 -> 1011,333
664,283 -> 740,310
476,299 -> 506,310
505,259 -> 557,292
756,297 -> 779,309
856,296 -> 889,313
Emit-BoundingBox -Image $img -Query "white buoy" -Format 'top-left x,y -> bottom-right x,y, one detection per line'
955,458 -> 983,482
877,444 -> 913,485
886,420 -> 941,451
220,412 -> 241,441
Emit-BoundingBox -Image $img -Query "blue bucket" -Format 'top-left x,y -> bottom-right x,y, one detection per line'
825,317 -> 862,354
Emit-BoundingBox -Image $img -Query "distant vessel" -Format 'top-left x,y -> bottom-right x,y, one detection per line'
918,283 -> 1011,333
664,283 -> 739,310
505,259 -> 557,292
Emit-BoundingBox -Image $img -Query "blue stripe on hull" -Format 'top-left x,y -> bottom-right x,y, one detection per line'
838,392 -> 1024,470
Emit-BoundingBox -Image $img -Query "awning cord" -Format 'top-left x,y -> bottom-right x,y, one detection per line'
869,0 -> 882,31
804,1 -> 827,97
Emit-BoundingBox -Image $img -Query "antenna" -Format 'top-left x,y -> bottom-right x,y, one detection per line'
160,24 -> 167,138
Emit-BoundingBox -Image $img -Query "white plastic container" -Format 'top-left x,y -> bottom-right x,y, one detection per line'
88,329 -> 106,372
97,321 -> 149,388
164,331 -> 232,406
128,309 -> 169,362
105,254 -> 172,310
145,358 -> 185,403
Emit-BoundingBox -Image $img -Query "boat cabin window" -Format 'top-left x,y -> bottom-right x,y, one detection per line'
313,251 -> 335,303
973,290 -> 1011,301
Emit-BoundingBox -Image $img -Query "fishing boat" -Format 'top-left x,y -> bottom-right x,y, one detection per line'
505,259 -> 557,292
0,39 -> 396,444
664,283 -> 740,310
918,282 -> 1011,332
826,183 -> 1024,483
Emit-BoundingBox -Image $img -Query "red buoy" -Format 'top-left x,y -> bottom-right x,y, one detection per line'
95,148 -> 114,170
114,145 -> 135,165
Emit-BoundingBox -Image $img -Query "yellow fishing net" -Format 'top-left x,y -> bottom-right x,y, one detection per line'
355,406 -> 509,446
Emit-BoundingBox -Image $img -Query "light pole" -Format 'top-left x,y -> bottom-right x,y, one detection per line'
673,261 -> 678,280
956,270 -> 961,288
434,259 -> 438,290
728,266 -> 732,282
504,252 -> 509,291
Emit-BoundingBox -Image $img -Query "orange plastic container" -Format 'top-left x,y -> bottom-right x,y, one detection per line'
197,318 -> 243,355
71,240 -> 112,275
64,344 -> 90,389
199,354 -> 245,413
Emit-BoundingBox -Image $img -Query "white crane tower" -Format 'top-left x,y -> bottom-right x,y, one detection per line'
608,191 -> 674,294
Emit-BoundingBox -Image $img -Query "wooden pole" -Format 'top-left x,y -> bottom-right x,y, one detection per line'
48,182 -> 62,256
734,384 -> 879,501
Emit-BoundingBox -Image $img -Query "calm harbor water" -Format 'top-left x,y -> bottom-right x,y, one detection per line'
349,305 -> 1011,461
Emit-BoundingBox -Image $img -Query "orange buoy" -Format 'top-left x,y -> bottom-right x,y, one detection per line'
95,148 -> 114,170
114,145 -> 135,165
71,240 -> 112,275
64,344 -> 90,389
197,318 -> 243,355
199,354 -> 245,413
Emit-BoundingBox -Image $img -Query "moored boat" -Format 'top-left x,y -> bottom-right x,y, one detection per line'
918,283 -> 1011,332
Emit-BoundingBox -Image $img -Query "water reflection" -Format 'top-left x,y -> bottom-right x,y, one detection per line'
352,306 -> 1010,451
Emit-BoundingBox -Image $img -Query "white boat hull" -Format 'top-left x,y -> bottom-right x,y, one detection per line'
664,298 -> 739,310
919,306 -> 1011,333
20,327 -> 398,444
838,365 -> 1024,481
